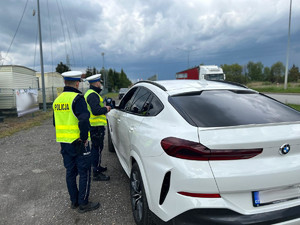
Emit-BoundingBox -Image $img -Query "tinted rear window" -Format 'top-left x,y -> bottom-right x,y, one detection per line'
170,90 -> 300,127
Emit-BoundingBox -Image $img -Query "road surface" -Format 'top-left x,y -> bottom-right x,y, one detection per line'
0,118 -> 135,225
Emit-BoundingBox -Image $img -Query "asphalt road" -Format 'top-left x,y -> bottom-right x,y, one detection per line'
0,118 -> 136,225
264,93 -> 300,105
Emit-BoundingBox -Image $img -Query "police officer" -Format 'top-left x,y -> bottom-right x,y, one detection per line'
84,74 -> 111,181
53,71 -> 100,213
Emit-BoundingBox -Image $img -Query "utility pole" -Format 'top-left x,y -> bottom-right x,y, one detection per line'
101,52 -> 105,69
101,52 -> 106,88
37,0 -> 46,111
284,0 -> 292,90
176,47 -> 201,69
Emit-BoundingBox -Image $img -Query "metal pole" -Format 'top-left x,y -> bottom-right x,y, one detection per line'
101,52 -> 106,88
101,52 -> 105,69
37,0 -> 46,111
284,0 -> 292,90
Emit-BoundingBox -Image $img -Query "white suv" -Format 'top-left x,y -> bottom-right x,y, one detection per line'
107,80 -> 300,225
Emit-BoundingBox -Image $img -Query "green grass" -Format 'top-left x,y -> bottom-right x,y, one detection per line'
103,92 -> 119,99
288,104 -> 300,112
0,110 -> 53,138
247,82 -> 300,93
250,86 -> 300,93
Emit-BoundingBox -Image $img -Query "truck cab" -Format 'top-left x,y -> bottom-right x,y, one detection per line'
199,65 -> 225,81
176,65 -> 225,81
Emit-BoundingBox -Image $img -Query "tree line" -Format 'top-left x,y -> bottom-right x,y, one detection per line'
221,61 -> 300,84
56,63 -> 132,92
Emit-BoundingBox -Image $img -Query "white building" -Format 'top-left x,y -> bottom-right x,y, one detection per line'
36,72 -> 64,104
0,65 -> 38,110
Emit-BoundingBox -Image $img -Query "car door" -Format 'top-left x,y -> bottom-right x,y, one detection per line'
118,87 -> 153,169
110,87 -> 138,165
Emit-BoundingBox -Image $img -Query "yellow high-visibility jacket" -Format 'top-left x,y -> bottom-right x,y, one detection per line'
53,92 -> 80,143
84,89 -> 107,126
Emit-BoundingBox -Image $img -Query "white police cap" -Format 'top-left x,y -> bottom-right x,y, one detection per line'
86,74 -> 102,83
61,71 -> 82,81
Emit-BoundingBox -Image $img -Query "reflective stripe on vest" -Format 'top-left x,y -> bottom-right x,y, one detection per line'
53,92 -> 80,143
84,89 -> 107,126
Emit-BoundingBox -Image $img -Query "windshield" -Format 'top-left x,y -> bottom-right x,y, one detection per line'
204,74 -> 224,81
169,90 -> 300,127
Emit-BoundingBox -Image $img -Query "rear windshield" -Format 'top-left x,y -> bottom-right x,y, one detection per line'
169,90 -> 300,127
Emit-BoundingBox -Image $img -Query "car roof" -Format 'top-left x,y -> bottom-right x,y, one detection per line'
135,80 -> 254,96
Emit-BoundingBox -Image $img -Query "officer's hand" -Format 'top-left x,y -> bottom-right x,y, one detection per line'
106,106 -> 111,112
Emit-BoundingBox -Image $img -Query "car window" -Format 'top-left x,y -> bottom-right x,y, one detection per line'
169,90 -> 300,127
145,94 -> 164,116
129,87 -> 152,114
119,87 -> 138,110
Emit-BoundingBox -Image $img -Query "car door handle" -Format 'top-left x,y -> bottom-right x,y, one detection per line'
129,127 -> 134,132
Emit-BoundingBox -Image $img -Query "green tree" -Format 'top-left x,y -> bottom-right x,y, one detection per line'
92,67 -> 97,75
221,64 -> 246,84
113,70 -> 120,90
288,64 -> 300,82
56,62 -> 70,74
247,61 -> 264,81
271,61 -> 285,83
107,69 -> 114,92
119,69 -> 132,88
263,67 -> 271,81
85,66 -> 93,78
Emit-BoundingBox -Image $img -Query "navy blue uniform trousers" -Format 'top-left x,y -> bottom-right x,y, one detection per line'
60,142 -> 92,205
90,126 -> 105,173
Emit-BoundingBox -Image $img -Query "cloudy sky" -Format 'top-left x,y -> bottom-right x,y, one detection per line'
0,0 -> 299,81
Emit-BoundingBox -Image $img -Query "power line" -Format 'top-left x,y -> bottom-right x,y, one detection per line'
59,0 -> 76,67
2,0 -> 29,65
72,19 -> 84,67
47,0 -> 54,72
56,0 -> 68,64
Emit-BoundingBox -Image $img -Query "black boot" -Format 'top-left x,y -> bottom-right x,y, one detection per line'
71,202 -> 79,209
78,202 -> 100,213
93,172 -> 110,181
99,166 -> 107,172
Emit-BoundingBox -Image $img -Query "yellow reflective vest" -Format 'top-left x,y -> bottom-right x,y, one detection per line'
84,89 -> 107,126
53,92 -> 80,143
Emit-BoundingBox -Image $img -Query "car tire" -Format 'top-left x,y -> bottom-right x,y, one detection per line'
107,123 -> 115,153
130,163 -> 153,225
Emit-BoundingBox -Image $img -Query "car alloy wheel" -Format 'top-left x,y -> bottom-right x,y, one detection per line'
130,163 -> 152,225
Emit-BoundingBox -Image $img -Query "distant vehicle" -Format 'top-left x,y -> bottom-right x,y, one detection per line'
107,79 -> 300,225
118,88 -> 129,99
176,65 -> 225,81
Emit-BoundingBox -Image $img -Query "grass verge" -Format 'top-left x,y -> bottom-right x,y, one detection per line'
103,92 -> 119,99
247,82 -> 300,93
0,110 -> 53,138
288,104 -> 300,112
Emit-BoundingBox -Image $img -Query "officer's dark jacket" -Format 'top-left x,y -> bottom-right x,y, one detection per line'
53,86 -> 90,142
86,85 -> 108,116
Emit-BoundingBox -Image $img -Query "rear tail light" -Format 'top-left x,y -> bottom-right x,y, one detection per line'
161,137 -> 262,160
178,192 -> 221,198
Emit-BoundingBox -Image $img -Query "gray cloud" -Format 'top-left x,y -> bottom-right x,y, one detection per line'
1,0 -> 299,80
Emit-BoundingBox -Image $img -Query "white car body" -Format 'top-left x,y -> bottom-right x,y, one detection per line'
107,80 -> 300,225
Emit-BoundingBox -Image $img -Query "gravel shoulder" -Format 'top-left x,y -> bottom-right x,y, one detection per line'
0,118 -> 135,225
